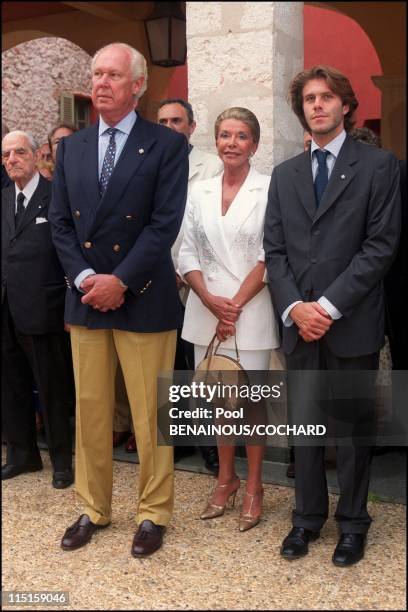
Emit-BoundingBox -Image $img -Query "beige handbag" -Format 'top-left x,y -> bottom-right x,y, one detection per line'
193,334 -> 249,391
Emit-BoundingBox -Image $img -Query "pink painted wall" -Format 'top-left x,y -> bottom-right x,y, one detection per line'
166,64 -> 188,99
304,5 -> 382,128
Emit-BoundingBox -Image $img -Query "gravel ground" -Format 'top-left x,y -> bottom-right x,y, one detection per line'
2,449 -> 406,610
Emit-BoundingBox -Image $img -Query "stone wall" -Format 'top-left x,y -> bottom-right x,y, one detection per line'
2,37 -> 91,145
186,1 -> 304,174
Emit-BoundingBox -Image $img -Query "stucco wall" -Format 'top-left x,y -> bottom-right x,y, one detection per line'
2,37 -> 91,145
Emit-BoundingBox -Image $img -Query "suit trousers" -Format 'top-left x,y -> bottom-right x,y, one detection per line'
1,297 -> 73,471
286,338 -> 379,534
69,325 -> 176,527
113,366 -> 134,434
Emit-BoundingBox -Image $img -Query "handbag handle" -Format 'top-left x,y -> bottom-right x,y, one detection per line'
204,333 -> 241,363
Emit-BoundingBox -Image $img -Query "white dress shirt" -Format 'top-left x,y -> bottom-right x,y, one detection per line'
282,130 -> 346,326
75,110 -> 137,290
14,171 -> 40,212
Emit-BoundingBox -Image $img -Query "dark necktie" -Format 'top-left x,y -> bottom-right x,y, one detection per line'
99,128 -> 117,197
15,192 -> 26,227
314,149 -> 329,206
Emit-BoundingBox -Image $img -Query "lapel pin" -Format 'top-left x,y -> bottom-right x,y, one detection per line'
138,148 -> 144,154
340,174 -> 346,179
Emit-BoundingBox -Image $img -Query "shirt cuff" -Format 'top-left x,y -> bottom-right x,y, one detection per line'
74,269 -> 96,292
282,301 -> 302,327
318,296 -> 342,320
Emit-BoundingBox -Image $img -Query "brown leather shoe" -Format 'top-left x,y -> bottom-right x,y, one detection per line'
125,434 -> 137,453
113,430 -> 131,448
61,514 -> 110,551
131,520 -> 165,558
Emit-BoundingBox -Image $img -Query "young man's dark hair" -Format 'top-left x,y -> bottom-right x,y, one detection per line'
288,65 -> 359,133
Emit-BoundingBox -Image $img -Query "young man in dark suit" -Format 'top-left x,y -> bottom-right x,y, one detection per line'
264,66 -> 401,567
1,130 -> 74,488
49,43 -> 188,558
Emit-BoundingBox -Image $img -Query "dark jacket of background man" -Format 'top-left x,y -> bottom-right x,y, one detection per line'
2,170 -> 73,483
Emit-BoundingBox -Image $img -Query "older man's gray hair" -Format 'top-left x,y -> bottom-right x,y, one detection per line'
91,42 -> 148,100
2,130 -> 39,152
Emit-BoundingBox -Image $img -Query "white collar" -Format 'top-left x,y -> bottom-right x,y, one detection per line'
15,171 -> 40,204
98,110 -> 137,137
310,129 -> 346,159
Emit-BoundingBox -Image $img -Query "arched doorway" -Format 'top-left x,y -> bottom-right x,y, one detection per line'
2,2 -> 189,124
2,37 -> 92,145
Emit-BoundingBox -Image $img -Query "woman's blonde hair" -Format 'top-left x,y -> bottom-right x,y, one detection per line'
214,107 -> 260,144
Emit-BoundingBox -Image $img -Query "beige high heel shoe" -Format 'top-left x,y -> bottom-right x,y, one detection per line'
239,487 -> 264,532
200,478 -> 241,520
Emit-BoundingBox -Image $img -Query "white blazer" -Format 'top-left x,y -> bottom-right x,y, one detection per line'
171,147 -> 223,271
188,146 -> 223,189
179,165 -> 280,351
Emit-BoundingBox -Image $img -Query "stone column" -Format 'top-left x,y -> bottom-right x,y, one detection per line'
186,1 -> 304,173
372,75 -> 406,159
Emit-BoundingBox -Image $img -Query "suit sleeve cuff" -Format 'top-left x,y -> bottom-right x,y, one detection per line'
282,301 -> 302,327
74,269 -> 96,292
318,296 -> 342,320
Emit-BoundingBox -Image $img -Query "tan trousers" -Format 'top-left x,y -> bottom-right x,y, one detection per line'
114,366 -> 133,433
70,326 -> 176,527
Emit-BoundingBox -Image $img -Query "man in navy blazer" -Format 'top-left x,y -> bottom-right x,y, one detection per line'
49,42 -> 188,557
264,66 -> 401,567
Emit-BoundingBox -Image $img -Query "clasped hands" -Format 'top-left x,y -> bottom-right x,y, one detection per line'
80,274 -> 126,312
290,301 -> 333,342
203,293 -> 242,343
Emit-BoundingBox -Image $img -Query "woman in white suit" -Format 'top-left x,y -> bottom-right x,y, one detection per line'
178,107 -> 280,531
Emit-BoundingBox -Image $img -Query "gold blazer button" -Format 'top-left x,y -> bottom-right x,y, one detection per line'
113,244 -> 121,252
125,215 -> 133,220
74,210 -> 81,217
84,241 -> 92,248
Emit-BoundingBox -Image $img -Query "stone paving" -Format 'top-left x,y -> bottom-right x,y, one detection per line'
2,450 -> 406,610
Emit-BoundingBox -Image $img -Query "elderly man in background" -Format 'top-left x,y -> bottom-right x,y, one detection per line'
49,42 -> 188,558
2,123 -> 11,189
1,130 -> 73,488
112,98 -> 223,469
157,98 -> 222,472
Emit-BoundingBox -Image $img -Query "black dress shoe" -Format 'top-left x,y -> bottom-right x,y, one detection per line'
280,526 -> 320,560
201,446 -> 219,474
286,462 -> 295,479
332,533 -> 366,567
131,520 -> 165,558
113,430 -> 131,448
61,514 -> 110,551
52,469 -> 74,489
2,462 -> 43,480
174,446 -> 195,462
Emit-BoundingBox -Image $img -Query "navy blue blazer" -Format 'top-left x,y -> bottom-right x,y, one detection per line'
49,114 -> 189,332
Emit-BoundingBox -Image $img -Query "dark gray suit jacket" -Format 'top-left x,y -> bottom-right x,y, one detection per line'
2,175 -> 67,334
264,135 -> 401,357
